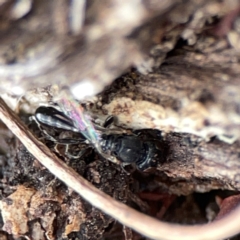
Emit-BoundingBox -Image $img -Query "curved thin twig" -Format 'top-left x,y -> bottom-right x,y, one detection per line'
0,97 -> 240,240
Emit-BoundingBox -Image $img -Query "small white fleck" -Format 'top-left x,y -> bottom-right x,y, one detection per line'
70,80 -> 95,100
11,86 -> 25,95
10,0 -> 32,19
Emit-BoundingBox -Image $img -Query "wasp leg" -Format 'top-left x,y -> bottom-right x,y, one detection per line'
29,115 -> 59,142
98,150 -> 120,165
93,142 -> 121,165
103,115 -> 115,128
53,143 -> 86,165
53,138 -> 85,145
64,144 -> 90,159
120,163 -> 135,175
96,158 -> 132,175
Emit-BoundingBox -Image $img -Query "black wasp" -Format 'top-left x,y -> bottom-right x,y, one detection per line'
32,98 -> 165,171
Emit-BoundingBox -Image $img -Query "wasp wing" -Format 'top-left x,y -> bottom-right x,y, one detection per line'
58,98 -> 100,144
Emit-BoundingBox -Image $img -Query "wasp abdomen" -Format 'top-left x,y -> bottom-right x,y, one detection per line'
35,106 -> 78,132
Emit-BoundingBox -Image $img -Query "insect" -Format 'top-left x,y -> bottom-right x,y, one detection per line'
100,133 -> 164,171
32,99 -> 165,171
